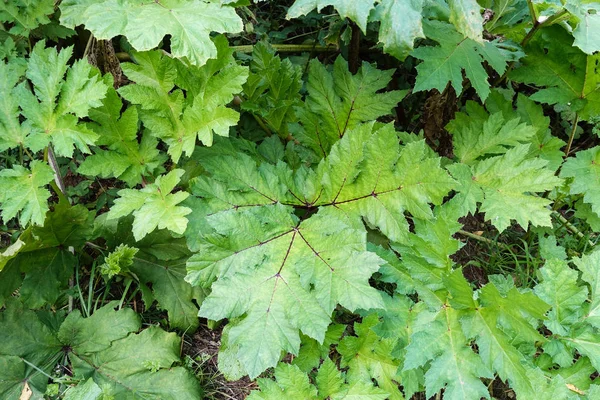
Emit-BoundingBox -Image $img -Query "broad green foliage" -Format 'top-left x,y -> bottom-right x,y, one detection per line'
78,87 -> 166,186
3,0 -> 600,398
511,26 -> 600,121
292,58 -> 406,157
107,169 -> 191,240
248,359 -> 388,399
59,0 -> 242,66
185,123 -> 453,377
242,42 -> 303,135
288,0 -> 426,60
95,216 -> 204,331
287,0 -> 484,60
0,0 -> 54,36
561,146 -> 600,219
118,37 -> 248,162
411,20 -> 511,101
0,302 -> 202,399
0,161 -> 53,226
19,42 -> 109,157
0,201 -> 93,308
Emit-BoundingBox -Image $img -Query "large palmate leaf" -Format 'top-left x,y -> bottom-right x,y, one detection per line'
17,42 -> 109,157
186,123 -> 453,249
118,37 -> 248,161
0,161 -> 54,226
59,0 -> 242,66
560,146 -> 600,218
190,204 -> 384,378
448,144 -> 562,232
0,201 -> 93,308
107,169 -> 191,240
292,58 -> 406,157
185,123 -> 454,378
510,26 -> 600,121
0,302 -> 202,399
0,300 -> 63,398
78,87 -> 166,186
404,305 -> 491,400
411,20 -> 511,101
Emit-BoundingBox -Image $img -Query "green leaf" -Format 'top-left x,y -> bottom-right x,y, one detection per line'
107,169 -> 191,241
78,87 -> 166,186
338,314 -> 403,399
59,0 -> 242,66
0,300 -> 62,366
0,0 -> 54,36
574,252 -> 600,329
463,281 -> 549,398
3,201 -> 94,308
448,110 -> 537,164
63,306 -> 202,399
560,146 -> 600,218
447,0 -> 483,41
18,42 -> 108,157
373,0 -> 425,60
565,0 -> 600,54
58,302 -> 140,354
131,242 -> 204,331
293,58 -> 406,156
0,161 -> 54,226
448,145 -> 562,232
248,363 -> 318,400
288,0 -> 427,60
404,307 -> 491,400
534,259 -> 588,335
316,124 -> 454,243
99,244 -> 139,279
510,26 -> 600,121
0,60 -> 27,152
191,205 -> 384,378
118,38 -> 247,161
287,0 -> 375,33
412,20 -> 510,101
242,42 -> 303,135
63,378 -> 102,400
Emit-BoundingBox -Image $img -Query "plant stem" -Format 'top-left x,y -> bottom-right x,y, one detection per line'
551,209 -> 595,247
564,113 -> 580,156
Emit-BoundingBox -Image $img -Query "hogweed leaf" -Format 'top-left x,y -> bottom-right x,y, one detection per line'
448,145 -> 562,232
293,58 -> 406,156
59,0 -> 242,66
560,146 -> 600,218
412,20 -> 510,101
18,42 -> 108,157
190,205 -> 383,378
78,87 -> 166,186
0,161 -> 54,226
510,26 -> 600,121
107,169 -> 191,240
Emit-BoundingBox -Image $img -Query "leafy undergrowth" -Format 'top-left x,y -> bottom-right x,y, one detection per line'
2,0 -> 600,399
